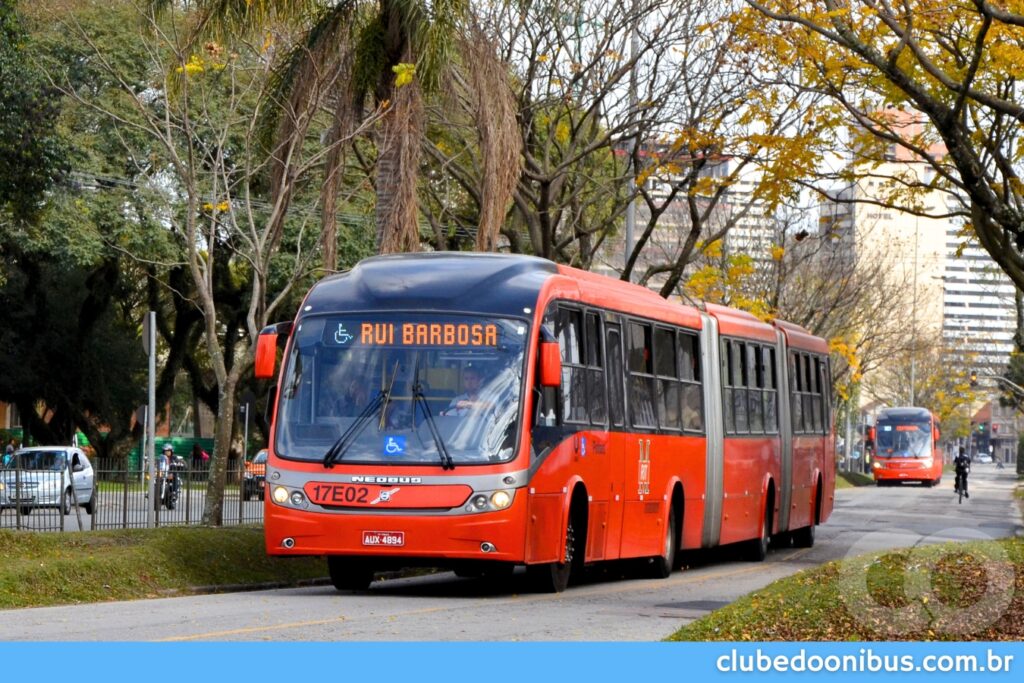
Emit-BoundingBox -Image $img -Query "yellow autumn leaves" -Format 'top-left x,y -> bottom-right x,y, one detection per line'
174,43 -> 228,76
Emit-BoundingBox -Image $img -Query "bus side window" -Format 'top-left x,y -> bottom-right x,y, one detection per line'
606,324 -> 625,427
627,322 -> 656,428
732,341 -> 748,434
747,343 -> 764,434
804,355 -> 818,433
679,331 -> 703,432
819,356 -> 832,433
536,308 -> 560,425
654,326 -> 681,431
790,352 -> 803,433
763,346 -> 778,433
585,312 -> 606,426
721,340 -> 735,433
557,307 -> 588,424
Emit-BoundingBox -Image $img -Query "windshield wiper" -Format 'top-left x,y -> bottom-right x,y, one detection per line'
413,382 -> 454,470
378,361 -> 400,431
322,391 -> 386,468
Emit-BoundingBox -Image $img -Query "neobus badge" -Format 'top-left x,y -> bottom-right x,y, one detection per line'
350,476 -> 423,484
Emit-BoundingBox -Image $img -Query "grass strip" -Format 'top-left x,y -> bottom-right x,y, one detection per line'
835,471 -> 874,488
0,527 -> 327,608
668,537 -> 1024,641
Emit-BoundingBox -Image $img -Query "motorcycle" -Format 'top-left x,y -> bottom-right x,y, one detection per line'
153,456 -> 185,511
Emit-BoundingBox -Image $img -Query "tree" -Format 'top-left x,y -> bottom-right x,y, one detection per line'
186,0 -> 520,260
0,0 -> 65,229
46,1 -> 381,523
0,0 -> 147,457
743,0 -> 1024,294
441,0 -> 826,301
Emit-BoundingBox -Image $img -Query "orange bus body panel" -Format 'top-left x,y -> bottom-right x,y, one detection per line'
262,254 -> 835,577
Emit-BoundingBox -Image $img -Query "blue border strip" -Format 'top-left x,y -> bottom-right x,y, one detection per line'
2,642 -> 1020,682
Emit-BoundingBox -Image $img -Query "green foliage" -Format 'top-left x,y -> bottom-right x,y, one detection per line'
0,0 -> 67,224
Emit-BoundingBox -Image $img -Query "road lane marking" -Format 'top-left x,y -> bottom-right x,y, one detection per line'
159,548 -> 812,641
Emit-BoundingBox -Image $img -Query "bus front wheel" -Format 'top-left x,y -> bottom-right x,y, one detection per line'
327,557 -> 375,591
528,518 -> 580,593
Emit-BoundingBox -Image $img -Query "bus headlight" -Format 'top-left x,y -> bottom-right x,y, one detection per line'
921,458 -> 933,468
290,491 -> 307,507
872,461 -> 881,469
465,489 -> 516,513
490,491 -> 512,509
272,486 -> 289,504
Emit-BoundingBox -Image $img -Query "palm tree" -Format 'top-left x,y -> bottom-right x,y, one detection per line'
184,0 -> 519,261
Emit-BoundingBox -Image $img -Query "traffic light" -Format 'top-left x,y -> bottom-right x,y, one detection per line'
969,370 -> 978,387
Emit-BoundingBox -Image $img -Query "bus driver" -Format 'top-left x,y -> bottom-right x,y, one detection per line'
442,365 -> 490,417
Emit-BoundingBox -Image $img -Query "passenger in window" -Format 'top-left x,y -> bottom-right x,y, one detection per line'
683,386 -> 703,431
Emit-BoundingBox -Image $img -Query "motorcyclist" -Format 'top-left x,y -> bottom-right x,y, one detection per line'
157,444 -> 181,505
954,446 -> 971,499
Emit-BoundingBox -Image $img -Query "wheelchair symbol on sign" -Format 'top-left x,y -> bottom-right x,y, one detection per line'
384,436 -> 406,455
334,324 -> 354,345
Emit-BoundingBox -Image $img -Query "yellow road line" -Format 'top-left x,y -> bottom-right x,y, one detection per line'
161,549 -> 812,641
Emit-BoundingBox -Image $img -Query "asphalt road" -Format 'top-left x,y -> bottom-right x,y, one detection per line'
0,466 -> 1019,641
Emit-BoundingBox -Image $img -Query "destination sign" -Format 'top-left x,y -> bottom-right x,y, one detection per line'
325,321 -> 500,347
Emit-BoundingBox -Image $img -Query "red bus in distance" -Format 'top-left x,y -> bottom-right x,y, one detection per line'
869,407 -> 944,487
254,253 -> 835,592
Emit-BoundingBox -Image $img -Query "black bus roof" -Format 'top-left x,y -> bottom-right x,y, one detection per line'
302,253 -> 558,318
877,407 -> 933,421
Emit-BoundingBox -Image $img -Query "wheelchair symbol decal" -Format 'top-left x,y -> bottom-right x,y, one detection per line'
334,324 -> 354,345
384,436 -> 406,456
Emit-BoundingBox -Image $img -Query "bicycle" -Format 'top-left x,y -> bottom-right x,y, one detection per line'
954,470 -> 969,504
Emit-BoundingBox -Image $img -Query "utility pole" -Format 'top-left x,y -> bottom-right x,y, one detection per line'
909,217 -> 918,406
143,311 -> 156,529
624,0 -> 639,276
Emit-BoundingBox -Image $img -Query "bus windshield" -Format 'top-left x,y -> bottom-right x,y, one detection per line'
275,313 -> 528,465
875,420 -> 932,458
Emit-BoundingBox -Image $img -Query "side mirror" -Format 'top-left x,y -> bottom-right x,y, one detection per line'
540,341 -> 561,387
933,426 -> 940,442
255,331 -> 278,379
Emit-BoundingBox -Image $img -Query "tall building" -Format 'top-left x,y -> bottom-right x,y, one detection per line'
821,110 -> 1017,404
941,230 -> 1016,371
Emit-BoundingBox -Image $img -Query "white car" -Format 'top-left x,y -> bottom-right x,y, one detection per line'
0,446 -> 96,515
975,453 -> 993,464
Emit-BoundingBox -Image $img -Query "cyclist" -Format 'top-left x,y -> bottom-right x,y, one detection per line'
954,446 -> 971,499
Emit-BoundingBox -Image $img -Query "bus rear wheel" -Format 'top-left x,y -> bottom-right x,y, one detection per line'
327,557 -> 375,591
791,523 -> 815,548
744,501 -> 770,562
647,504 -> 678,579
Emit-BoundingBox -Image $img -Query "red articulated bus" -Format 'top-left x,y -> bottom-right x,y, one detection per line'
870,407 -> 943,487
254,253 -> 835,592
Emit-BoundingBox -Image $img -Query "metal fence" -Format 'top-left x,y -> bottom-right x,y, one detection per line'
1,458 -> 264,532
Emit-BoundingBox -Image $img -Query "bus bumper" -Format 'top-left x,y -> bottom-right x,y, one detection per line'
264,492 -> 529,563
